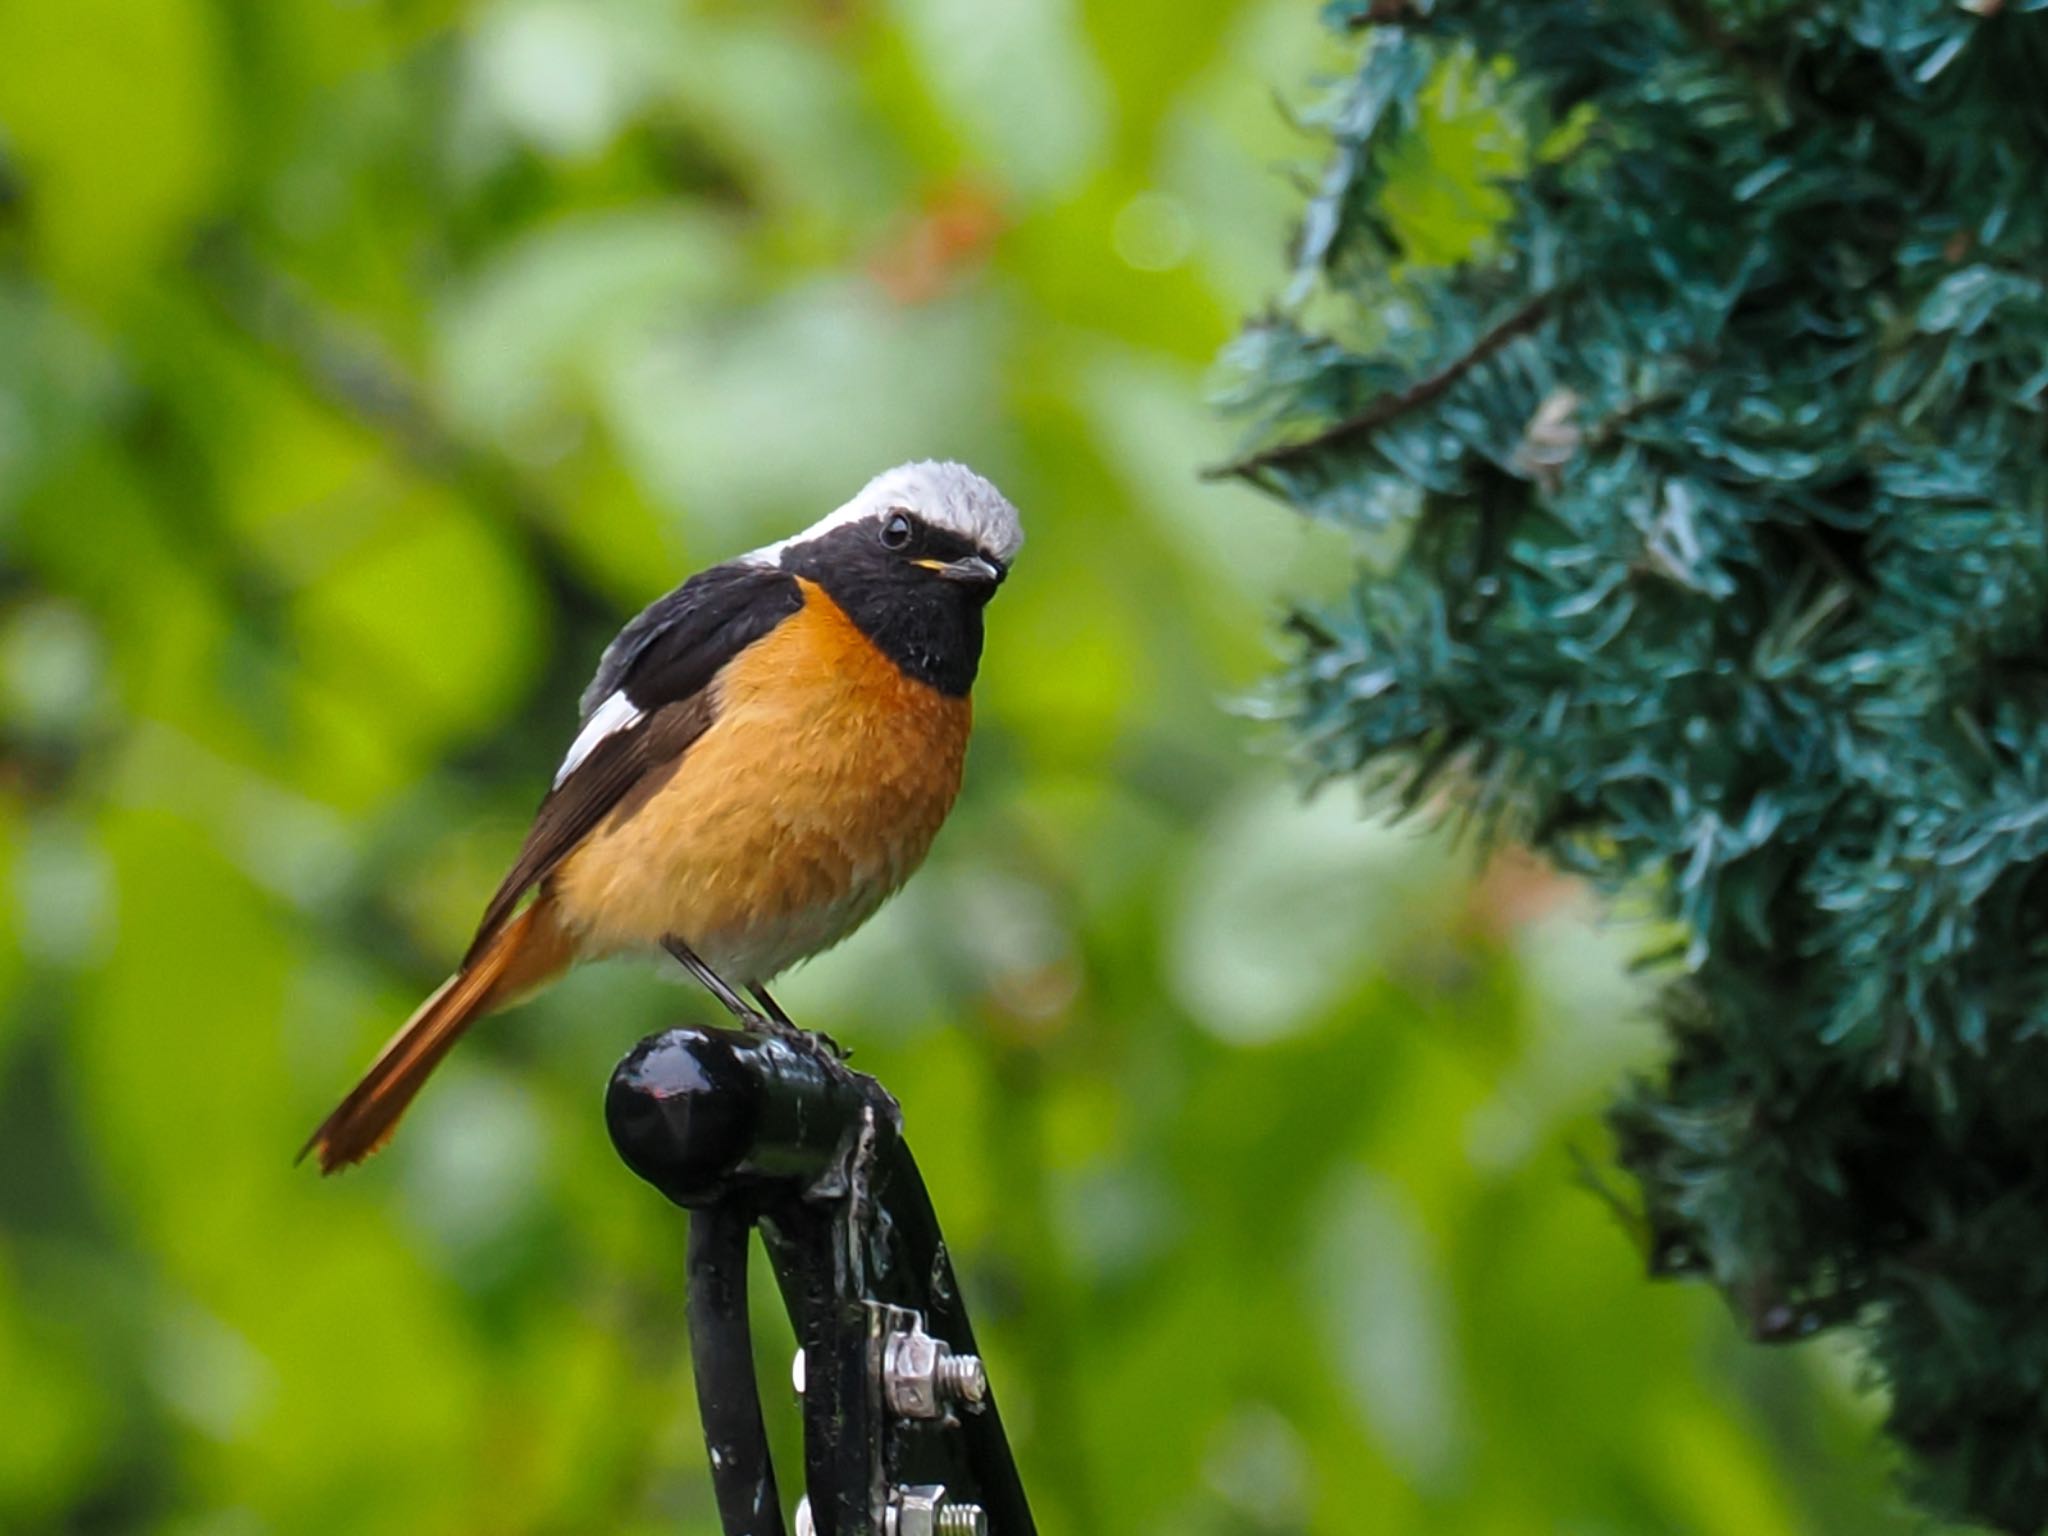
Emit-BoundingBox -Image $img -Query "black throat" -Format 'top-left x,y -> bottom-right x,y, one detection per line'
779,523 -> 992,696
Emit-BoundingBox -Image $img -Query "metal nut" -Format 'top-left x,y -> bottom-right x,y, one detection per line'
886,1484 -> 987,1536
883,1318 -> 988,1419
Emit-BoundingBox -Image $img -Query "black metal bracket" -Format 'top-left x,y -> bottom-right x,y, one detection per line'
606,1026 -> 1036,1536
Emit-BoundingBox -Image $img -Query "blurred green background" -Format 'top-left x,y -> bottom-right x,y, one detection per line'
0,3 -> 1952,1533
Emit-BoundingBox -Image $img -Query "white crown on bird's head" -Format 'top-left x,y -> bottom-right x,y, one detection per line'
747,461 -> 1024,569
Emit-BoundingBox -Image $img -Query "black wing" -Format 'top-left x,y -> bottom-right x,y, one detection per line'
464,561 -> 805,961
580,557 -> 803,714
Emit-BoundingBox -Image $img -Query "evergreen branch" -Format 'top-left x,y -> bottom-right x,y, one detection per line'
1203,290 -> 1559,482
1582,383 -> 1687,453
1655,0 -> 1793,108
1657,0 -> 1747,69
1228,6 -> 2048,1527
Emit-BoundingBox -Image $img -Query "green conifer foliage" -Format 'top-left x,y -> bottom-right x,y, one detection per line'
1217,3 -> 2048,1528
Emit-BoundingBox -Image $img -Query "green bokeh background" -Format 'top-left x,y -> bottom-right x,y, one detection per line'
0,3 -> 1948,1533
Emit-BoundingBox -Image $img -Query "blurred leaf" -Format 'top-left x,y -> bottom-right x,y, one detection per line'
290,485 -> 543,754
888,0 -> 1113,200
1310,1168 -> 1464,1487
0,0 -> 226,305
1170,782 -> 1462,1044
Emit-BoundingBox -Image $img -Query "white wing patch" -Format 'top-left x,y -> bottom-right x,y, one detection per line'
554,690 -> 643,787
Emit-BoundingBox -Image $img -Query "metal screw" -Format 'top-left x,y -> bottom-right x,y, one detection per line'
936,1351 -> 988,1408
882,1315 -> 988,1419
886,1484 -> 987,1536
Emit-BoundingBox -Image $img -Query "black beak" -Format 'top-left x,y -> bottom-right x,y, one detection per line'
918,555 -> 1003,585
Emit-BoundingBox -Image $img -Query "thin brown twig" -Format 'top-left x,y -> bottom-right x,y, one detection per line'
1346,0 -> 1428,26
1656,0 -> 1787,107
185,222 -> 626,682
1583,379 -> 1691,455
186,224 -> 630,628
188,226 -> 559,527
1203,290 -> 1561,482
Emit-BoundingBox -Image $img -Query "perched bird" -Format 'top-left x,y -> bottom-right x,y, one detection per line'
305,461 -> 1020,1172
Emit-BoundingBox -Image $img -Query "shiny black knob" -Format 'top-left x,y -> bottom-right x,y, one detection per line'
606,1026 -> 872,1208
606,1028 -> 761,1207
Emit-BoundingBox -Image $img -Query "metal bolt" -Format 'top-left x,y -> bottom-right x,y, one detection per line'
882,1316 -> 988,1419
886,1484 -> 987,1536
936,1351 -> 988,1409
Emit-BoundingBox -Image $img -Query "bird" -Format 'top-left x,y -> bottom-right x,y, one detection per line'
303,460 -> 1021,1173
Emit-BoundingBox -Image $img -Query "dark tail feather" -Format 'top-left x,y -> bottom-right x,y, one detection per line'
301,900 -> 571,1173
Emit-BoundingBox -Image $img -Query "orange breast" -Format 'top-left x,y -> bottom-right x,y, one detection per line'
549,579 -> 972,984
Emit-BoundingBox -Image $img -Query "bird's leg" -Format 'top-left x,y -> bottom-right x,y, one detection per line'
747,983 -> 795,1028
661,939 -> 831,1059
662,937 -> 768,1030
659,937 -> 851,1078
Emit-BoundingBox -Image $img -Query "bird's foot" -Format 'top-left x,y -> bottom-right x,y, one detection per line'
739,984 -> 849,1064
746,1012 -> 852,1071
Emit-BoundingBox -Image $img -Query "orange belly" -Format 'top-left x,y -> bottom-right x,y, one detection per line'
548,580 -> 972,985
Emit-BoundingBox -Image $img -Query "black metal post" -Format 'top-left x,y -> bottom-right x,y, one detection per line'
606,1025 -> 1036,1536
685,1202 -> 787,1536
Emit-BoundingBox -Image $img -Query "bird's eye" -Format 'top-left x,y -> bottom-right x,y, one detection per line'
880,511 -> 914,550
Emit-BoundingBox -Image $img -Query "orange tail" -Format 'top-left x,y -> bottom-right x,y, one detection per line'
302,899 -> 573,1173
